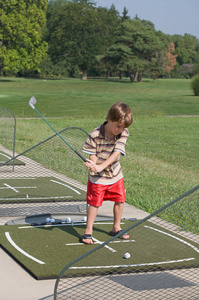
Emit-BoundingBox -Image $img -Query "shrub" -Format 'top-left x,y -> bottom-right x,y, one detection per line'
191,75 -> 199,96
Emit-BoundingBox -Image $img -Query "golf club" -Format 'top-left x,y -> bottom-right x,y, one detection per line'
31,217 -> 115,226
29,96 -> 87,162
31,217 -> 137,226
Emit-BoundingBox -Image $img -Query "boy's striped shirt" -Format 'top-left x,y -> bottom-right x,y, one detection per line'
82,122 -> 129,185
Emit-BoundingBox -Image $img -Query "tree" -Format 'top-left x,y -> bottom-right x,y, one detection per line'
172,34 -> 199,65
45,0 -> 119,79
121,7 -> 130,22
164,42 -> 177,77
191,75 -> 199,96
0,0 -> 48,76
104,19 -> 168,81
105,43 -> 134,79
96,4 -> 120,52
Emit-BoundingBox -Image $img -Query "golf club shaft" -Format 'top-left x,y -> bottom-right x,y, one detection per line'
31,217 -> 136,227
122,217 -> 137,222
31,218 -> 114,226
32,106 -> 87,162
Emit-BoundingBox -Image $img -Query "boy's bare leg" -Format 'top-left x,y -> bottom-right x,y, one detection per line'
112,202 -> 129,239
82,205 -> 99,244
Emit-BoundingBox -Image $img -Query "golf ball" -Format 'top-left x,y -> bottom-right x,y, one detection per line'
124,252 -> 131,259
83,216 -> 87,222
50,218 -> 55,223
66,217 -> 71,223
46,217 -> 51,223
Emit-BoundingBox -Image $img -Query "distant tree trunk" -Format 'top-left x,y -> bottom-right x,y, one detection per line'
130,72 -> 134,82
134,71 -> 138,81
119,71 -> 122,80
130,71 -> 138,82
138,71 -> 142,82
106,70 -> 110,79
0,63 -> 4,79
82,69 -> 87,80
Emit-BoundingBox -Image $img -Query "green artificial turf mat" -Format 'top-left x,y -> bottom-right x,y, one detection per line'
0,152 -> 25,166
0,176 -> 86,203
0,220 -> 199,279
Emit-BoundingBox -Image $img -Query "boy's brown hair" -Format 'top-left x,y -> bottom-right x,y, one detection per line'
106,102 -> 133,128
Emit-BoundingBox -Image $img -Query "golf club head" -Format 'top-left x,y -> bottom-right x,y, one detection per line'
29,96 -> 37,108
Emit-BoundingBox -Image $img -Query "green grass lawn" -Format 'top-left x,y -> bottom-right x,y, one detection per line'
0,77 -> 198,118
0,77 -> 198,232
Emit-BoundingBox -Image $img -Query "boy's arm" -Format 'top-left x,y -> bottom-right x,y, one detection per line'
84,151 -> 121,173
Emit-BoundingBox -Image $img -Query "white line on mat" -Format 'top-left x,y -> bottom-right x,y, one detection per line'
70,258 -> 195,270
92,237 -> 117,253
50,179 -> 81,194
66,240 -> 135,246
144,225 -> 199,254
5,232 -> 45,264
4,183 -> 19,193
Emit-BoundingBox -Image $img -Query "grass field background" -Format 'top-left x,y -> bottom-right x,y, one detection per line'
0,77 -> 198,219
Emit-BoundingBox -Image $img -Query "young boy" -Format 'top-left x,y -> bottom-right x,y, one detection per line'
81,102 -> 133,244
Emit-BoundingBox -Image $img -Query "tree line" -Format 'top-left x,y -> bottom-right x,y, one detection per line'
1,0 -> 199,81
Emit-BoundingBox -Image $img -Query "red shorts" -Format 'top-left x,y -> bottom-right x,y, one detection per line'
86,178 -> 126,207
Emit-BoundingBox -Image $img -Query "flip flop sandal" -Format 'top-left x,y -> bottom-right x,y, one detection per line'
108,230 -> 129,240
80,234 -> 94,245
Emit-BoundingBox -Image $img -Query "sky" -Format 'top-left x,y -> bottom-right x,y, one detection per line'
94,0 -> 199,39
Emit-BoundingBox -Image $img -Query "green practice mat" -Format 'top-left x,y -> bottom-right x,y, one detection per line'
0,176 -> 86,203
0,152 -> 25,165
0,220 -> 199,279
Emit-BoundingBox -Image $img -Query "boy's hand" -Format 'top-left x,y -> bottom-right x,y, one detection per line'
84,151 -> 120,174
84,159 -> 102,173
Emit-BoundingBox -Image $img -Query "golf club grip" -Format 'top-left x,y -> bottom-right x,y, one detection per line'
75,150 -> 101,176
75,151 -> 101,176
75,150 -> 87,162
